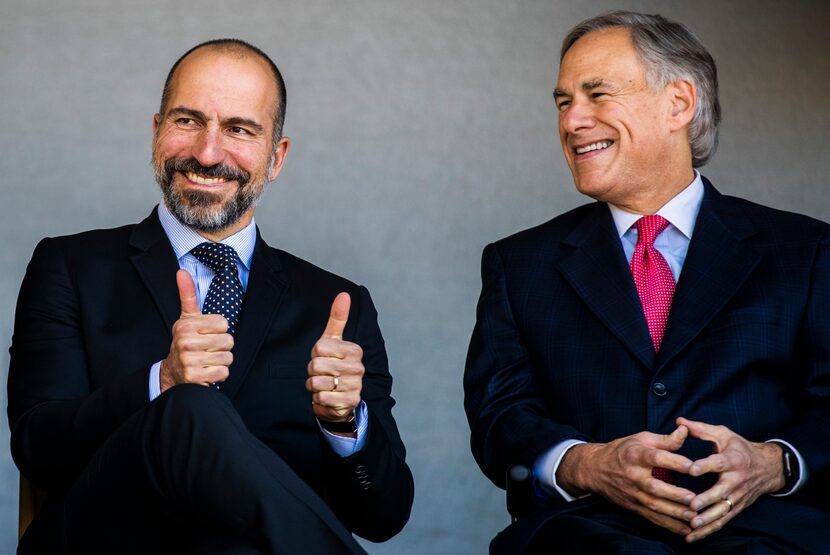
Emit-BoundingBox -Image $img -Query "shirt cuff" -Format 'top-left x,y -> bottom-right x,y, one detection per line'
767,439 -> 808,496
149,361 -> 162,400
318,401 -> 368,457
534,439 -> 591,502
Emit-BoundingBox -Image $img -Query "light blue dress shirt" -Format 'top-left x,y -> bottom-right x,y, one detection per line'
149,203 -> 367,456
534,172 -> 805,500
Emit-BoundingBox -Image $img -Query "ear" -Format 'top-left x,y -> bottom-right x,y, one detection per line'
267,136 -> 292,182
667,79 -> 696,132
152,113 -> 161,137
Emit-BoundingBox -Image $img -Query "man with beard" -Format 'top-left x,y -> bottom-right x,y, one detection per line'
8,39 -> 413,554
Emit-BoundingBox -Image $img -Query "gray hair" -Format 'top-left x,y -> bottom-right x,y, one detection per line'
561,11 -> 720,167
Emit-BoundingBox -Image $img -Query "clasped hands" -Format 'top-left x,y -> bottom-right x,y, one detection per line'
558,416 -> 785,543
160,270 -> 364,434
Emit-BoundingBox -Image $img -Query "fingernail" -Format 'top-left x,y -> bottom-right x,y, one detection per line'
694,518 -> 704,527
682,511 -> 694,521
691,465 -> 700,474
692,501 -> 702,510
684,494 -> 694,504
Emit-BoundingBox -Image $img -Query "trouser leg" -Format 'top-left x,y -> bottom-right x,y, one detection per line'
19,384 -> 365,555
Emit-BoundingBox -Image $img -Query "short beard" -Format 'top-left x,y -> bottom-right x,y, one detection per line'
153,156 -> 266,233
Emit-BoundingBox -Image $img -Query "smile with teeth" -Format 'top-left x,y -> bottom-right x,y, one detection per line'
575,141 -> 612,155
184,171 -> 229,185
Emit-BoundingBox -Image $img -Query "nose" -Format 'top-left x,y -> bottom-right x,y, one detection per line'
559,98 -> 595,135
191,126 -> 225,167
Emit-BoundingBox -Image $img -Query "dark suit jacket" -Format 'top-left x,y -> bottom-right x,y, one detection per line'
8,208 -> 414,542
464,179 -> 830,542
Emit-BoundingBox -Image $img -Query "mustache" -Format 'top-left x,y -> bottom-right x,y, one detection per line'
164,158 -> 251,184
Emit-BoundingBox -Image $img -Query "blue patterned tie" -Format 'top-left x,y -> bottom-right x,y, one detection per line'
190,242 -> 244,335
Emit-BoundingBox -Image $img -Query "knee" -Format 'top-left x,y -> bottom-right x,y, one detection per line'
148,384 -> 236,435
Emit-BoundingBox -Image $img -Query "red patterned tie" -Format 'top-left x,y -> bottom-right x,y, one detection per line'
630,215 -> 675,351
630,215 -> 676,483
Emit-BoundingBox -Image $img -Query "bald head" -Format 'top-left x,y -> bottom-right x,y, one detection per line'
159,39 -> 287,149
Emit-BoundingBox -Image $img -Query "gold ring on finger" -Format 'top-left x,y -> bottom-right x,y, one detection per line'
723,498 -> 733,513
332,375 -> 339,392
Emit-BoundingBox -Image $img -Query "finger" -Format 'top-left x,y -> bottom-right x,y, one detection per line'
676,417 -> 729,444
689,478 -> 738,512
180,365 -> 229,385
311,338 -> 363,362
312,403 -> 355,422
642,425 -> 689,452
634,487 -> 696,520
639,510 -> 692,536
312,390 -> 360,410
645,477 -> 697,505
176,269 -> 201,316
308,356 -> 363,379
306,374 -> 344,393
690,497 -> 733,530
204,332 -> 234,352
686,502 -> 736,542
321,292 -> 350,339
175,314 -> 230,335
689,452 -> 734,477
175,331 -> 233,353
651,450 -> 694,474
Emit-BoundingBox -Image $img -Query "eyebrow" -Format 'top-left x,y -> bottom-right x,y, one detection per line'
167,106 -> 265,134
553,79 -> 608,99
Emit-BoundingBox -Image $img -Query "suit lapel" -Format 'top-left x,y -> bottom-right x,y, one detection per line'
129,208 -> 181,337
220,231 -> 289,399
656,180 -> 760,370
557,203 -> 656,370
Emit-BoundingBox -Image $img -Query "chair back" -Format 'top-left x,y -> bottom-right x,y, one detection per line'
18,475 -> 46,541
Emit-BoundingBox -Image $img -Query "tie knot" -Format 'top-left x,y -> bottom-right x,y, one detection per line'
634,215 -> 670,247
191,242 -> 240,274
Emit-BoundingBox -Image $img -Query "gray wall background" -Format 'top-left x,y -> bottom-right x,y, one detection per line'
1,0 -> 828,552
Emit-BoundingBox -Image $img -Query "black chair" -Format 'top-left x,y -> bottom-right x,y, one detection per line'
505,465 -> 539,522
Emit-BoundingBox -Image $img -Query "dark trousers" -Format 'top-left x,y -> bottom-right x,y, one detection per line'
493,498 -> 826,555
19,385 -> 366,555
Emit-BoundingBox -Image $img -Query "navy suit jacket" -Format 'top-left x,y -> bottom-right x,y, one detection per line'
8,208 -> 414,542
465,179 -> 830,542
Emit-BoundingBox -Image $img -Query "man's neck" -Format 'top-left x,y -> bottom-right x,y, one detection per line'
614,167 -> 696,215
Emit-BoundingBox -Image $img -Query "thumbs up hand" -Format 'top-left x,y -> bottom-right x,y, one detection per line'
306,293 -> 364,430
159,269 -> 234,392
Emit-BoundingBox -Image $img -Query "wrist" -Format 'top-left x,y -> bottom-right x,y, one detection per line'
556,443 -> 600,496
318,411 -> 357,435
159,359 -> 175,393
767,441 -> 799,494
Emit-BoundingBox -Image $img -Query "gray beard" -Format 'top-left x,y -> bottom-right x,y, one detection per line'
161,183 -> 261,233
153,157 -> 264,233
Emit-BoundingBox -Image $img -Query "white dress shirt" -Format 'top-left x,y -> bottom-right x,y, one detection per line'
149,202 -> 367,456
535,172 -> 805,500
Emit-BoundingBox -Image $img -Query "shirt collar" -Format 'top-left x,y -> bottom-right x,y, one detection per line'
157,202 -> 256,270
608,170 -> 704,239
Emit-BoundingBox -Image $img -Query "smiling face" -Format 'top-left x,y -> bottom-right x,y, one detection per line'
152,47 -> 289,239
555,28 -> 694,213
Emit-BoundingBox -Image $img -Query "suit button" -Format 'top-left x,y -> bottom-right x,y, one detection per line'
652,382 -> 667,397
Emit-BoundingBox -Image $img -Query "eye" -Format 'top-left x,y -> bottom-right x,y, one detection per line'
229,126 -> 250,135
591,92 -> 608,100
174,117 -> 198,127
556,100 -> 571,112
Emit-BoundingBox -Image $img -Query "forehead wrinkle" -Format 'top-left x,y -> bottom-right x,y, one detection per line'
553,78 -> 609,98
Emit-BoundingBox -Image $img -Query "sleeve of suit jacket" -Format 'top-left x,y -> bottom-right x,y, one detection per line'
8,237 -> 153,489
322,285 -> 414,541
464,242 -> 591,490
